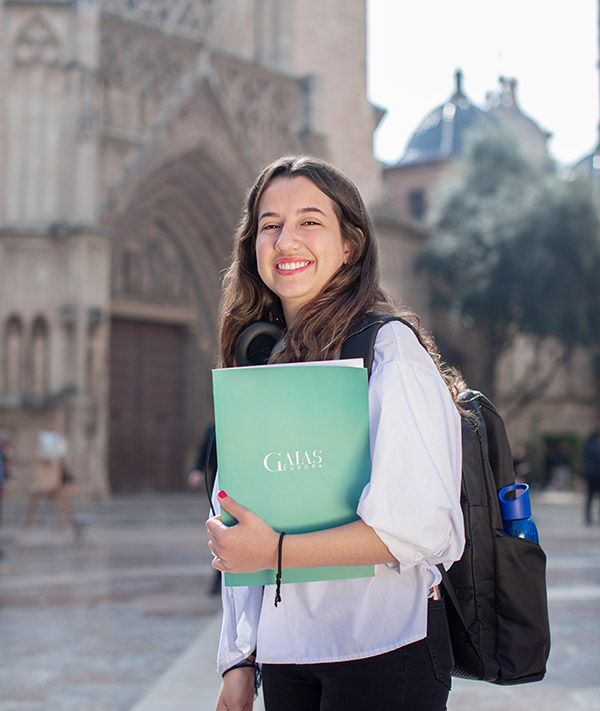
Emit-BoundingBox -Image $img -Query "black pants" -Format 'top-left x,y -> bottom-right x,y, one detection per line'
261,598 -> 453,711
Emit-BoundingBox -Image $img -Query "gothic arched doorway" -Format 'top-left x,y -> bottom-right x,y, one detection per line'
106,150 -> 241,492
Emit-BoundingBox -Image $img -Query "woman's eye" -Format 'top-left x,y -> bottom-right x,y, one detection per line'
261,223 -> 280,231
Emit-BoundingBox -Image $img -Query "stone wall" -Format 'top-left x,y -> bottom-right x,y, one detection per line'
0,228 -> 111,499
1,2 -> 102,225
372,208 -> 432,325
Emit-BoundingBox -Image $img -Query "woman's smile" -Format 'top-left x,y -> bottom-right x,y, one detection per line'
274,259 -> 313,273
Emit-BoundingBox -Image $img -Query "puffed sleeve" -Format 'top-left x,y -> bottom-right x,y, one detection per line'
217,584 -> 264,674
211,477 -> 264,674
357,321 -> 464,572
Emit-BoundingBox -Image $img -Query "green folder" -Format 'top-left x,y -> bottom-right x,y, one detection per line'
212,362 -> 374,586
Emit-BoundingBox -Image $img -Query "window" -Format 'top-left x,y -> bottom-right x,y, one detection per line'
30,316 -> 49,395
409,189 -> 426,220
4,315 -> 24,394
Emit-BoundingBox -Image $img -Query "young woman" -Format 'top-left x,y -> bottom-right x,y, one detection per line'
206,155 -> 465,711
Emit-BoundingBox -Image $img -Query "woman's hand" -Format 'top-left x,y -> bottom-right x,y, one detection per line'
206,491 -> 279,573
216,667 -> 255,711
207,491 -> 397,573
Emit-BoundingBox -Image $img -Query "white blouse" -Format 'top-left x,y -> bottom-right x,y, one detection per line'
215,320 -> 464,673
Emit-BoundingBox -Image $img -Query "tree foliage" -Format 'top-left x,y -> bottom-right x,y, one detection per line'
419,124 -> 600,404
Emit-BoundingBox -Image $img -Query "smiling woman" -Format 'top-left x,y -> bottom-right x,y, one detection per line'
208,155 -> 466,711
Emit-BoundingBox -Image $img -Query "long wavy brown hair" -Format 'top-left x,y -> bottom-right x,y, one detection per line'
218,155 -> 465,403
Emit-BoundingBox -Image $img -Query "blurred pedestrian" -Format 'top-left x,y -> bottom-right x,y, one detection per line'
188,424 -> 220,595
583,428 -> 600,526
0,431 -> 13,558
542,443 -> 555,488
549,440 -> 572,491
512,443 -> 530,485
21,430 -> 81,540
187,423 -> 217,493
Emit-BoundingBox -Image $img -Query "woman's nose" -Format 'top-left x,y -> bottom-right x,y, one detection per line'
275,224 -> 300,251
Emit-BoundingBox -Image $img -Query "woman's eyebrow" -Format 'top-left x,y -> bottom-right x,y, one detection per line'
258,206 -> 326,221
298,206 -> 326,216
258,211 -> 279,221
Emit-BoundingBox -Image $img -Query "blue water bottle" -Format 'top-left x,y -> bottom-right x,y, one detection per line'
498,483 -> 539,544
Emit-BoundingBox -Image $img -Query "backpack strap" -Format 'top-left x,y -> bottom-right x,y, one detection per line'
341,313 -> 421,375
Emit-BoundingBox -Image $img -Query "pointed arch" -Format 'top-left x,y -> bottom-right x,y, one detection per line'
106,148 -> 244,491
109,148 -> 243,329
30,315 -> 50,396
3,315 -> 24,395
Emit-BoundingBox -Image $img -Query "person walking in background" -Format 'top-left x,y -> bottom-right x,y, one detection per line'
188,424 -> 221,595
0,431 -> 13,559
549,440 -> 573,491
21,429 -> 81,540
206,155 -> 465,711
512,443 -> 530,485
187,422 -> 217,493
583,428 -> 600,526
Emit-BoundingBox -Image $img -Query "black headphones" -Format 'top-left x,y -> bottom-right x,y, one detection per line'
234,321 -> 284,366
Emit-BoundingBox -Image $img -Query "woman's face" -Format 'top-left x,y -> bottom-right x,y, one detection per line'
255,176 -> 351,326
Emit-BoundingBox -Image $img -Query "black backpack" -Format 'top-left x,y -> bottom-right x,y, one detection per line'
341,314 -> 551,685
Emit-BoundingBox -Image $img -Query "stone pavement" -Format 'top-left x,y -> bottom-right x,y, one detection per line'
1,490 -> 599,711
0,493 -> 222,711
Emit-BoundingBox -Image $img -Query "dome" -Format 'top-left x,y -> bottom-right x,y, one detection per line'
397,70 -> 498,166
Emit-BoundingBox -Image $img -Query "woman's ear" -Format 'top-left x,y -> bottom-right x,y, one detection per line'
343,227 -> 363,264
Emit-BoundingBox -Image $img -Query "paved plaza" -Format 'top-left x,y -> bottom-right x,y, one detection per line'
0,489 -> 599,711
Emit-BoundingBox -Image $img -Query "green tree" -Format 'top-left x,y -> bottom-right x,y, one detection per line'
419,124 -> 600,413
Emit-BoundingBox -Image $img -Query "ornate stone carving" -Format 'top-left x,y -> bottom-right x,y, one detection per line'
101,29 -> 188,95
213,57 -> 302,167
101,0 -> 215,43
100,22 -> 194,134
14,14 -> 61,67
112,220 -> 197,306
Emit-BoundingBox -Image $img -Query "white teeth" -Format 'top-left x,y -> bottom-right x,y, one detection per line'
277,261 -> 310,271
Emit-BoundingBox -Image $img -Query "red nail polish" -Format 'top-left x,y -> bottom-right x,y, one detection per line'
218,490 -> 227,499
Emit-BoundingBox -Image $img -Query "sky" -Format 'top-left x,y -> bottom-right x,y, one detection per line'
367,0 -> 599,167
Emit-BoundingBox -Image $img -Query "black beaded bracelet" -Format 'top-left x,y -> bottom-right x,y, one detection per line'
222,659 -> 255,678
274,531 -> 286,607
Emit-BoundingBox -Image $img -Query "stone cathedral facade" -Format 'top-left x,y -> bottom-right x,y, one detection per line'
0,0 -> 416,498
